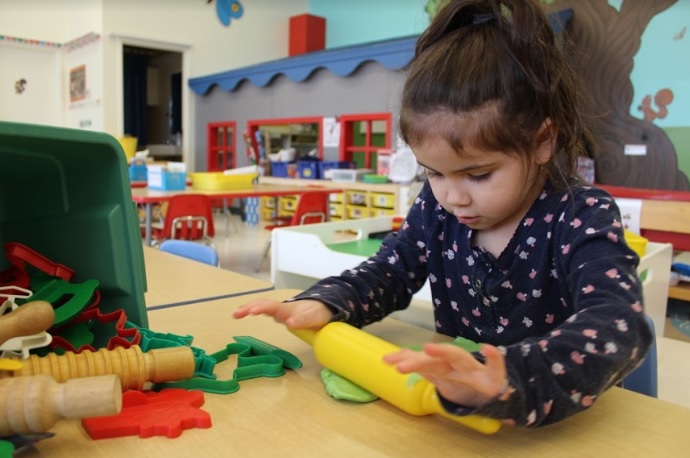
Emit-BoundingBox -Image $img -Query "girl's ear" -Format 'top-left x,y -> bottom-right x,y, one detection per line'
534,118 -> 556,166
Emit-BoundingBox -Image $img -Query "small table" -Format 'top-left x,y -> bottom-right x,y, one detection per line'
143,246 -> 273,309
132,184 -> 341,246
30,289 -> 690,456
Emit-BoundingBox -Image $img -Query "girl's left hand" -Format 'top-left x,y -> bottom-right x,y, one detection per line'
383,343 -> 507,408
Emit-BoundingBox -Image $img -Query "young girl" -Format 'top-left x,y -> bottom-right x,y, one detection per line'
234,0 -> 651,427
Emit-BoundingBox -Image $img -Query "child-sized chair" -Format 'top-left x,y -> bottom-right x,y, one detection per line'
255,192 -> 328,272
151,194 -> 215,247
159,239 -> 220,267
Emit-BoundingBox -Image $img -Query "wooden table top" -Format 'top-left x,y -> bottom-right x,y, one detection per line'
29,289 -> 690,457
143,246 -> 273,308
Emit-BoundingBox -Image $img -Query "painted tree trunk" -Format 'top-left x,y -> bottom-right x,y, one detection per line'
547,0 -> 687,190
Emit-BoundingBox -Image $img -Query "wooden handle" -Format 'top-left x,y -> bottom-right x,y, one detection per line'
0,300 -> 55,346
0,374 -> 121,435
4,345 -> 195,390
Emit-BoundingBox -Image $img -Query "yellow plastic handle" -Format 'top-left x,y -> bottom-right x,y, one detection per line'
0,358 -> 23,372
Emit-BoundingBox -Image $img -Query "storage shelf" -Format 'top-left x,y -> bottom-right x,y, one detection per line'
259,176 -> 408,222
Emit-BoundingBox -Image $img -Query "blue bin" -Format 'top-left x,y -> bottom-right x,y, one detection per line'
129,159 -> 148,182
270,161 -> 297,178
298,160 -> 320,179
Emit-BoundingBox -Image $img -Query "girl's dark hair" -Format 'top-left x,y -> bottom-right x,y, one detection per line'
399,0 -> 594,188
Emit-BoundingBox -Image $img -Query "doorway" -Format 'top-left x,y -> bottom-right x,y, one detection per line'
123,45 -> 183,160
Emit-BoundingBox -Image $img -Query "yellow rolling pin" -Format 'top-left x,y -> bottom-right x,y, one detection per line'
291,322 -> 501,434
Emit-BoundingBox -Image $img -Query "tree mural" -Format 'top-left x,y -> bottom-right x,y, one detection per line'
545,0 -> 686,190
424,0 -> 687,190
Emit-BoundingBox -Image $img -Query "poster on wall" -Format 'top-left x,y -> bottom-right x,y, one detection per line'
322,117 -> 340,147
69,65 -> 86,102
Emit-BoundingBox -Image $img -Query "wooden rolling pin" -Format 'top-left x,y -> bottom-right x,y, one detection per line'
1,345 -> 195,391
0,300 -> 55,346
0,374 -> 121,435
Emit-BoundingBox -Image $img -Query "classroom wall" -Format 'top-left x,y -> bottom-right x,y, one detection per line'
629,1 -> 690,180
0,0 -> 98,43
545,0 -> 689,189
0,0 -> 103,127
196,0 -> 690,189
309,0 -> 429,48
0,41 -> 62,127
194,62 -> 406,172
1,0 -> 689,188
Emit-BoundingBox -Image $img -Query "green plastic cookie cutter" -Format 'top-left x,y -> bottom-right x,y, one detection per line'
128,322 -> 217,379
21,278 -> 99,327
152,336 -> 302,394
233,335 -> 303,370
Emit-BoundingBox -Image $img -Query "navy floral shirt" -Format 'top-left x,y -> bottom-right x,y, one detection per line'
291,181 -> 652,427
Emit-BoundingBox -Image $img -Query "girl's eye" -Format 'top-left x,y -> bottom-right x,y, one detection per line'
424,168 -> 442,178
469,172 -> 491,182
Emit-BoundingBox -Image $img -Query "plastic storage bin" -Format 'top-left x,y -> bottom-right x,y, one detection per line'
346,205 -> 368,219
129,158 -> 148,182
346,190 -> 368,206
319,161 -> 355,180
189,172 -> 257,191
298,160 -> 320,179
0,121 -> 148,327
271,161 -> 297,178
369,192 -> 396,209
148,166 -> 187,191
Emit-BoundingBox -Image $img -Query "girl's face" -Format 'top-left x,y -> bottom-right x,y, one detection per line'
413,131 -> 551,236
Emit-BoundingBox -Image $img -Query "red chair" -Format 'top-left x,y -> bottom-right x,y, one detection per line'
151,194 -> 215,247
255,192 -> 328,271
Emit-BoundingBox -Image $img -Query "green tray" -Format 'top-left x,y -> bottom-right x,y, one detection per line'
326,239 -> 383,257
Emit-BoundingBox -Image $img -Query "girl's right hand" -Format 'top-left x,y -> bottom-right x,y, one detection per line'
232,298 -> 334,330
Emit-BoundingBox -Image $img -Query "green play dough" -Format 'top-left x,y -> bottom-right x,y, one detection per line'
320,368 -> 378,403
450,336 -> 482,352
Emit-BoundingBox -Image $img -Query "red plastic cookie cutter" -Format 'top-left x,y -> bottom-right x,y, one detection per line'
81,388 -> 211,439
49,304 -> 141,353
3,242 -> 74,283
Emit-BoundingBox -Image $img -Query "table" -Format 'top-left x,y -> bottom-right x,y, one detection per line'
29,289 -> 690,456
143,246 -> 273,309
131,184 -> 341,246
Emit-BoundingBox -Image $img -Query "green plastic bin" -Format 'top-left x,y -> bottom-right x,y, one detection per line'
0,121 -> 148,327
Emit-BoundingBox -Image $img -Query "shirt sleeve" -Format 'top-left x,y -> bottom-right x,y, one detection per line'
438,188 -> 653,427
288,185 -> 435,327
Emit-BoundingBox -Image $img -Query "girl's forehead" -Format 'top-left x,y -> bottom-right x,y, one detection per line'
406,104 -> 501,150
414,138 -> 497,164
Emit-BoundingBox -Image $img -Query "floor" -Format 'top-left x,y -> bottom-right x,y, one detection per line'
206,213 -> 690,410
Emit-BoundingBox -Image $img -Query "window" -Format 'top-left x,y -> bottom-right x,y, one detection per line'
246,116 -> 323,163
339,113 -> 392,170
207,121 -> 236,171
